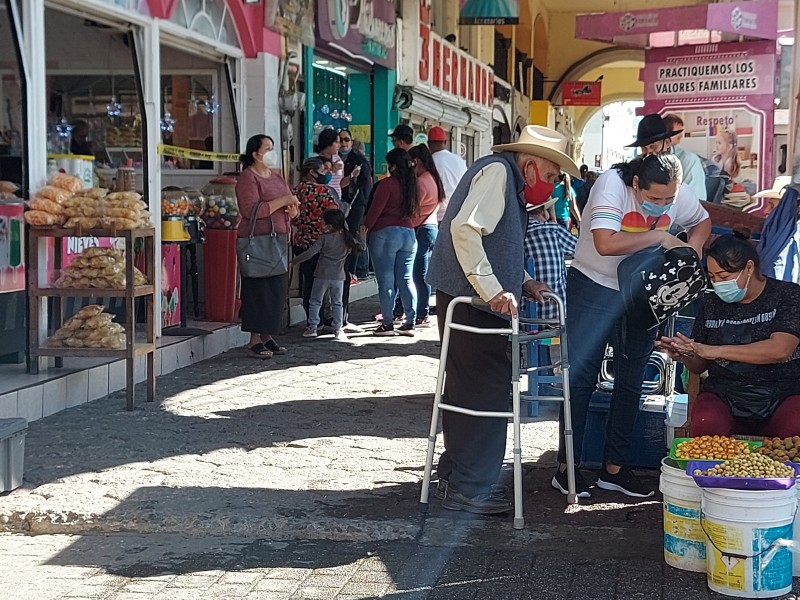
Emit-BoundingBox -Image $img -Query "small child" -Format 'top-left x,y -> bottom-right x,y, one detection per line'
523,195 -> 577,374
523,195 -> 577,321
292,209 -> 365,341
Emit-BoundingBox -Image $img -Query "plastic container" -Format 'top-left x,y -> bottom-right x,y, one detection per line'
702,486 -> 796,597
0,418 -> 27,492
161,186 -> 191,218
660,456 -> 705,572
203,228 -> 240,322
182,187 -> 206,218
687,460 -> 800,490
665,393 -> 688,449
580,391 -> 665,469
202,177 -> 240,229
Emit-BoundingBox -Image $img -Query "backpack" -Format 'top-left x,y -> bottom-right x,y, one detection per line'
617,246 -> 707,330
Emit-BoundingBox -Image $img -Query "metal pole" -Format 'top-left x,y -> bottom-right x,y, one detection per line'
789,0 -> 800,182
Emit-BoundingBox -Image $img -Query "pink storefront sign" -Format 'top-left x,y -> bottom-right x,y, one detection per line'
642,41 -> 776,190
575,0 -> 777,47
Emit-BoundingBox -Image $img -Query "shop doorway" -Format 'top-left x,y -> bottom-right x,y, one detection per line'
580,101 -> 642,172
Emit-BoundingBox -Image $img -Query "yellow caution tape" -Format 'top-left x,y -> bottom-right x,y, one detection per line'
158,144 -> 240,162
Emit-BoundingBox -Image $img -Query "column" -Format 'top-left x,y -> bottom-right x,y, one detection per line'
372,66 -> 397,176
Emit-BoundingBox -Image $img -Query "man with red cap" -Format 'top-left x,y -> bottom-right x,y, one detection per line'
427,126 -> 467,223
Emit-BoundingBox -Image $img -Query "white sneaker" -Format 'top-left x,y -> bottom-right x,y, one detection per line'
302,327 -> 318,338
342,322 -> 364,333
333,329 -> 348,341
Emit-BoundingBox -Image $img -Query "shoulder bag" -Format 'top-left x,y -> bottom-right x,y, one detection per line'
236,199 -> 289,278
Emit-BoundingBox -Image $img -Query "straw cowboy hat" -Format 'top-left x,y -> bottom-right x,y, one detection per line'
526,195 -> 559,212
626,114 -> 683,148
492,125 -> 580,178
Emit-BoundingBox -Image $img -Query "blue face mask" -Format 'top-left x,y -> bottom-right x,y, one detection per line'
317,173 -> 332,185
712,271 -> 749,303
641,200 -> 672,217
340,148 -> 352,156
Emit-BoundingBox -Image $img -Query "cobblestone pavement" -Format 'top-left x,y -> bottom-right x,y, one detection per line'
1,299 -> 799,599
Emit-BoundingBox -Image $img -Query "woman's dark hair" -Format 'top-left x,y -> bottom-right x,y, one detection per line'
386,148 -> 419,218
323,209 -> 359,250
316,129 -> 339,153
409,144 -> 445,202
707,232 -> 761,273
300,157 -> 324,179
240,134 -> 274,168
613,153 -> 681,190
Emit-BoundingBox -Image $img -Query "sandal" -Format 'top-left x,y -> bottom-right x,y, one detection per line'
247,343 -> 273,360
264,339 -> 287,355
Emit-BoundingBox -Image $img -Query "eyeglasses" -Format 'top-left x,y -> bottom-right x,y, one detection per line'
340,137 -> 351,142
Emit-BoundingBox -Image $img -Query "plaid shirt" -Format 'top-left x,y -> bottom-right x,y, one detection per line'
523,220 -> 577,320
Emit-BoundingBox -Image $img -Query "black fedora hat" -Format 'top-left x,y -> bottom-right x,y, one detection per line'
625,114 -> 683,148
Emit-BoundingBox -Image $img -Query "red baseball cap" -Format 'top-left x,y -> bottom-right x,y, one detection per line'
427,126 -> 447,142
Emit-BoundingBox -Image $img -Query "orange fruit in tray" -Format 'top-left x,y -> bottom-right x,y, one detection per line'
675,435 -> 750,461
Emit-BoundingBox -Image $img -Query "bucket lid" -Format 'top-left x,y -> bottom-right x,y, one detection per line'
0,418 -> 27,436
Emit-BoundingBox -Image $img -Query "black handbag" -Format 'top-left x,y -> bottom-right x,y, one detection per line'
617,245 -> 707,330
706,381 -> 789,422
236,200 -> 289,278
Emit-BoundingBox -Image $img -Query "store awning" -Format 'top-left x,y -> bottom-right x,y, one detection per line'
575,0 -> 778,48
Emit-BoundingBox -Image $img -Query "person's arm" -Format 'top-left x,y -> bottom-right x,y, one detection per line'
557,226 -> 578,256
674,185 -> 711,257
449,162 -> 508,302
363,178 -> 392,231
236,171 -> 297,220
675,331 -> 800,365
593,228 -> 684,256
685,218 -> 711,257
291,237 -> 323,265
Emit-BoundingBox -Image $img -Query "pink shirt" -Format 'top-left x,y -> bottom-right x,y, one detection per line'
415,171 -> 440,227
236,167 -> 292,237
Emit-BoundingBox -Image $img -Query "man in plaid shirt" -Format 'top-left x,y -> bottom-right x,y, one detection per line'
523,197 -> 577,320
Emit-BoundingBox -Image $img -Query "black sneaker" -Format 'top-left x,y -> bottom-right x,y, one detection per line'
373,324 -> 396,337
442,487 -> 511,515
551,468 -> 592,498
396,323 -> 415,337
596,467 -> 654,498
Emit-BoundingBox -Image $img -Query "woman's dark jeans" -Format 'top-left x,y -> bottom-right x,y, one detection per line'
558,268 -> 658,467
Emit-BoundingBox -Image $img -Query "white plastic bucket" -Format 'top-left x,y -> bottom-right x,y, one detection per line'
660,457 -> 705,572
702,487 -> 796,598
793,485 -> 800,577
664,394 -> 688,449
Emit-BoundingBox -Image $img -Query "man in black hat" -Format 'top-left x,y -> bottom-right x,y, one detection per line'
626,113 -> 680,156
390,123 -> 414,151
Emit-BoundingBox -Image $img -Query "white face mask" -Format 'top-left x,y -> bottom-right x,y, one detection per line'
262,149 -> 279,168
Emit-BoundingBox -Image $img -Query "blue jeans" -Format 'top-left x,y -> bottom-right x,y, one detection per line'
413,224 -> 438,319
308,277 -> 344,329
369,226 -> 417,325
558,268 -> 658,467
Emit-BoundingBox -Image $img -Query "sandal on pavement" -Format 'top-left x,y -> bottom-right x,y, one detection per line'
264,339 -> 287,355
247,343 -> 273,360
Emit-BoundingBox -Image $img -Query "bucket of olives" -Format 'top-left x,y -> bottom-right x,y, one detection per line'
687,454 -> 800,490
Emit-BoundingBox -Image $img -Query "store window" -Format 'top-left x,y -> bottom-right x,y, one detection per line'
161,72 -> 218,170
776,42 -> 793,111
97,0 -> 150,15
169,0 -> 237,46
461,133 -> 474,165
0,4 -> 24,185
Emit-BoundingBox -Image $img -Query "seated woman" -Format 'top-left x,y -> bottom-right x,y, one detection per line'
659,232 -> 800,437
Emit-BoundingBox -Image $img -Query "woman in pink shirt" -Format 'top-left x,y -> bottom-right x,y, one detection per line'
236,134 -> 299,359
362,149 -> 421,336
408,144 -> 445,325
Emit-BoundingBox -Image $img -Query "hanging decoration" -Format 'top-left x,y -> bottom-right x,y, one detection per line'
55,118 -> 73,139
204,95 -> 220,115
106,76 -> 122,117
161,112 -> 175,133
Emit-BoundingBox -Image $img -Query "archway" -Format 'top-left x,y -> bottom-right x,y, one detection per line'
548,47 -> 644,105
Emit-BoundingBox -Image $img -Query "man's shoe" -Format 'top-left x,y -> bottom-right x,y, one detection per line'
396,323 -> 415,337
437,478 -> 506,500
373,324 -> 396,336
551,468 -> 592,498
302,327 -> 318,338
596,467 -> 655,498
342,322 -> 364,334
415,316 -> 431,327
442,487 -> 511,515
333,329 -> 348,342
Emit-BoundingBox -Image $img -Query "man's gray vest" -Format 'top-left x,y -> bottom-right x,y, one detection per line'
427,152 -> 528,300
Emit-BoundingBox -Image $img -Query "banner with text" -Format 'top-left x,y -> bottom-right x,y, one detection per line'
562,81 -> 602,106
459,0 -> 519,25
643,40 -> 776,189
